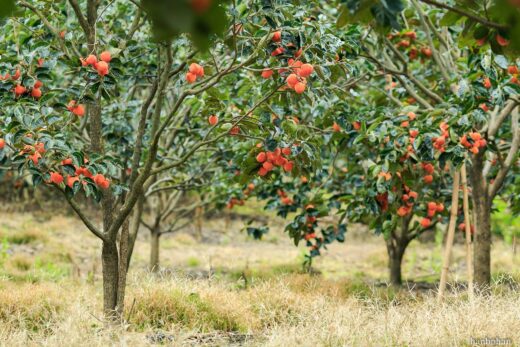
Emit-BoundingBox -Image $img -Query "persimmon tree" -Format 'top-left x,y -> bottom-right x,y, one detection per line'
0,0 -> 335,319
227,0 -> 520,288
341,0 -> 519,288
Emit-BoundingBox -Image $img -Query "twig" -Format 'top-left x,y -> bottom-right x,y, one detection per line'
438,169 -> 460,301
418,0 -> 508,31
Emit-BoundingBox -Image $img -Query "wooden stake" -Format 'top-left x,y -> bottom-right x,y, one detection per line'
461,164 -> 474,300
438,169 -> 460,301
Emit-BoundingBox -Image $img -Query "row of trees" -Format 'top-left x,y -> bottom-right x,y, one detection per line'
0,0 -> 518,319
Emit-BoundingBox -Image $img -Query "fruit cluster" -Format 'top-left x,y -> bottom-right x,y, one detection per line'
261,31 -> 314,95
2,67 -> 45,99
400,112 -> 418,161
508,65 -> 519,85
460,132 -> 486,154
255,147 -> 294,176
302,204 -> 319,242
67,100 -> 86,117
80,51 -> 112,76
475,31 -> 510,48
397,186 -> 418,217
226,197 -> 245,209
20,142 -> 46,165
186,63 -> 204,83
420,201 -> 444,228
63,159 -> 110,190
421,162 -> 435,184
432,121 -> 450,153
387,30 -> 432,61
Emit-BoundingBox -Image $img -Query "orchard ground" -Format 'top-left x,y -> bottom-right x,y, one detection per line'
0,202 -> 519,347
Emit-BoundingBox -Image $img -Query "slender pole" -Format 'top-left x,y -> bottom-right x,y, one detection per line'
461,164 -> 474,300
438,169 -> 460,301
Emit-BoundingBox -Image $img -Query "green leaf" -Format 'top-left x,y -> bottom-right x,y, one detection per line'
494,55 -> 508,69
439,11 -> 462,26
337,5 -> 350,28
0,0 -> 15,18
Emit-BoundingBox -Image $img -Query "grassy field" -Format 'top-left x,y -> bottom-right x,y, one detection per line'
0,210 -> 519,346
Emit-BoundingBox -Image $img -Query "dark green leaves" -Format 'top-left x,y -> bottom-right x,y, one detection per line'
0,0 -> 15,18
337,0 -> 404,29
142,0 -> 230,50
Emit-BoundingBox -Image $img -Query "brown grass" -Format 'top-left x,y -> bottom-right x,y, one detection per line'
0,211 -> 519,346
0,274 -> 519,346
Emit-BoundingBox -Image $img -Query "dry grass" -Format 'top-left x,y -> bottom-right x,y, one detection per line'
0,211 -> 519,346
0,274 -> 519,346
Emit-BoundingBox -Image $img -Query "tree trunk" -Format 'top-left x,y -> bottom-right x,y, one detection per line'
385,233 -> 408,286
116,219 -> 130,317
101,241 -> 119,319
385,217 -> 413,286
469,155 -> 492,288
387,242 -> 406,286
473,194 -> 491,287
127,194 -> 145,270
150,230 -> 160,272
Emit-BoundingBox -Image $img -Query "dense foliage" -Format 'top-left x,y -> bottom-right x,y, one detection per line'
0,0 -> 518,316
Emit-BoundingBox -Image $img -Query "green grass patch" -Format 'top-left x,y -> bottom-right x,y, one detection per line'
130,288 -> 248,333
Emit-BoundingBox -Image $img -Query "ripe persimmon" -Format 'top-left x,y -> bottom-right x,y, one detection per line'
508,65 -> 519,74
272,31 -> 282,42
208,114 -> 218,126
298,64 -> 314,77
420,217 -> 431,228
66,175 -> 80,188
72,104 -> 85,117
256,152 -> 267,163
261,68 -> 274,79
14,85 -> 26,96
96,61 -> 109,76
100,51 -> 112,63
423,175 -> 433,184
286,74 -> 299,88
294,82 -> 306,94
186,72 -> 197,83
189,63 -> 204,77
50,172 -> 64,185
496,34 -> 509,47
262,161 -> 274,171
31,88 -> 42,98
85,54 -> 97,65
271,47 -> 284,56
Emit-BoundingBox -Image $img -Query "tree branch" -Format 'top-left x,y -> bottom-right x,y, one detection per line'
151,83 -> 281,175
488,97 -> 520,138
68,0 -> 90,37
19,1 -> 77,58
488,106 -> 519,198
412,0 -> 451,83
418,0 -> 508,31
59,188 -> 106,241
